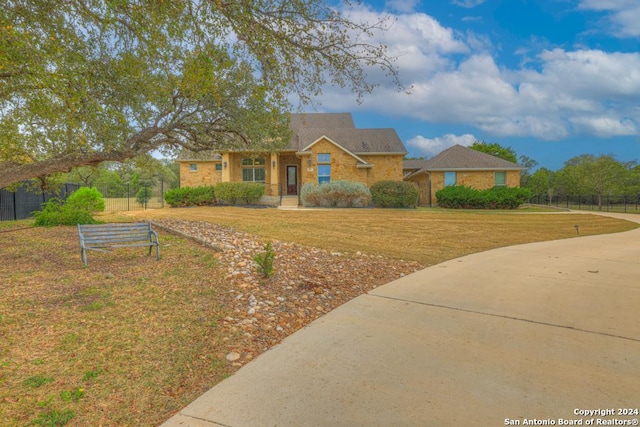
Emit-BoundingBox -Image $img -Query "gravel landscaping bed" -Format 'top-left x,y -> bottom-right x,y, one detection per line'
150,218 -> 424,366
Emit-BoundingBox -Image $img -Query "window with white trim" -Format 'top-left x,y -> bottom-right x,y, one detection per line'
495,171 -> 506,187
189,164 -> 197,172
444,171 -> 456,186
317,153 -> 331,184
241,158 -> 266,182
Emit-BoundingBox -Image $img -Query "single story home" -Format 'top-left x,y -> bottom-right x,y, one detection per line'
178,113 -> 525,206
403,144 -> 526,206
178,112 -> 407,204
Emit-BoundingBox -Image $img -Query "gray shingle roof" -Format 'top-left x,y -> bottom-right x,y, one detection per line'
176,150 -> 222,161
289,113 -> 355,131
414,145 -> 525,173
295,128 -> 406,154
403,159 -> 429,170
178,112 -> 406,159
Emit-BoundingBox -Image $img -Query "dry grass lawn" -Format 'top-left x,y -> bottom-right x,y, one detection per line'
1,208 -> 636,426
129,206 -> 638,266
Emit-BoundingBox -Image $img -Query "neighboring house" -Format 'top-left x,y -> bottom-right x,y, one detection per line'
177,112 -> 407,204
403,144 -> 526,206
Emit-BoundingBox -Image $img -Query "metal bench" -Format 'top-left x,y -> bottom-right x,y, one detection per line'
78,222 -> 160,266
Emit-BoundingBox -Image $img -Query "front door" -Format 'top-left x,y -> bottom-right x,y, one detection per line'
286,165 -> 298,195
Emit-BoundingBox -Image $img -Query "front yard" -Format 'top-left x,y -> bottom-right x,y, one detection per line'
0,208 -> 636,426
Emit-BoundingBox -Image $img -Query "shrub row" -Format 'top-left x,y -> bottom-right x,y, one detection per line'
435,185 -> 531,209
164,183 -> 266,207
164,186 -> 215,207
300,181 -> 372,208
34,187 -> 105,226
215,182 -> 265,205
370,181 -> 419,208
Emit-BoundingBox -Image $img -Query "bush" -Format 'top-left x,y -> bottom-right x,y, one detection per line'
34,187 -> 105,226
136,186 -> 152,206
215,182 -> 265,205
253,241 -> 275,278
370,181 -> 419,208
164,186 -> 215,207
66,187 -> 106,212
300,181 -> 372,208
436,185 -> 531,209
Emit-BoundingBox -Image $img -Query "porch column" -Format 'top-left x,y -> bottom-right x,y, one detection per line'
221,153 -> 231,182
270,152 -> 280,196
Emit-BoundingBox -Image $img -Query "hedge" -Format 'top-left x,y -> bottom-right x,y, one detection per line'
215,182 -> 265,205
300,181 -> 372,208
370,181 -> 419,208
435,185 -> 531,209
164,186 -> 215,207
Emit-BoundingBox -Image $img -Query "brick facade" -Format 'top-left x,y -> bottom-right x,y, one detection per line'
408,170 -> 522,206
179,161 -> 222,187
298,138 -> 403,188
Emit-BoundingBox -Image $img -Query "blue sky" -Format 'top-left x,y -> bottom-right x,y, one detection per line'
307,0 -> 640,170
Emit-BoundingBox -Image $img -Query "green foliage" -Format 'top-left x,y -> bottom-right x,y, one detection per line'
32,409 -> 75,426
82,368 -> 102,382
253,241 -> 275,279
436,185 -> 531,209
370,181 -> 419,208
164,186 -> 216,207
60,388 -> 85,403
1,1 -> 398,188
34,188 -> 105,226
215,182 -> 265,205
66,187 -> 105,212
470,141 -> 518,163
135,186 -> 152,206
300,181 -> 372,208
23,375 -> 54,388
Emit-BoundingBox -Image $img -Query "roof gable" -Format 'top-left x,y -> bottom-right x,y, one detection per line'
301,136 -> 371,166
417,145 -> 525,171
296,128 -> 406,154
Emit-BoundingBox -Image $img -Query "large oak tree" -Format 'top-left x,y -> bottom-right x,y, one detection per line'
0,0 -> 400,188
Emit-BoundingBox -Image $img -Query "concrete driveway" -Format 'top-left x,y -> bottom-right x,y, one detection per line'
162,212 -> 640,427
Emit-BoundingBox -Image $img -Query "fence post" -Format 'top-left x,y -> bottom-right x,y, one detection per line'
127,184 -> 130,211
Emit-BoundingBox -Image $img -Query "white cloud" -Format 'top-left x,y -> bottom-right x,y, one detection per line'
318,5 -> 640,142
578,0 -> 640,37
570,115 -> 638,137
407,133 -> 476,157
452,0 -> 486,8
386,0 -> 421,13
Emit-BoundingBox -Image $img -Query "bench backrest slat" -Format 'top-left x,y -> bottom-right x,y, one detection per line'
79,223 -> 155,244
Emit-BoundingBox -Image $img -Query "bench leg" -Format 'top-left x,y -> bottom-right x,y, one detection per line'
81,249 -> 88,267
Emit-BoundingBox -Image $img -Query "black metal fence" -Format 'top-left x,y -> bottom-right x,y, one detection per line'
0,181 -> 166,222
529,194 -> 640,213
0,183 -> 80,221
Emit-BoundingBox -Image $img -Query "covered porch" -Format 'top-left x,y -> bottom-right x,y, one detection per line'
221,151 -> 304,199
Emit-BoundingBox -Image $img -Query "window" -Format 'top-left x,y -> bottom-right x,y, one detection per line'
241,157 -> 266,182
189,164 -> 197,172
215,163 -> 222,171
444,171 -> 456,186
242,158 -> 265,166
318,165 -> 331,184
317,153 -> 331,163
495,171 -> 506,187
